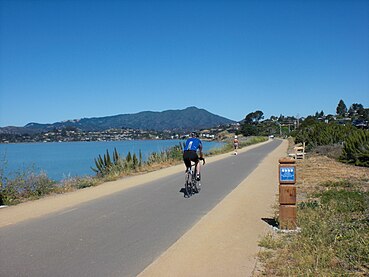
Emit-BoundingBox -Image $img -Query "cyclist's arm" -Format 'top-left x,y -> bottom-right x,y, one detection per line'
198,143 -> 203,158
199,143 -> 205,164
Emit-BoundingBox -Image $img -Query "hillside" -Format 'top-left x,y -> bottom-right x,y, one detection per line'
0,107 -> 236,134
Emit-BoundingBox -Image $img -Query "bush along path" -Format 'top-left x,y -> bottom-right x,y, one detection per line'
294,122 -> 369,167
340,129 -> 369,167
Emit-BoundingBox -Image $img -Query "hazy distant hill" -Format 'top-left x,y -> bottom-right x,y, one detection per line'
0,107 -> 235,134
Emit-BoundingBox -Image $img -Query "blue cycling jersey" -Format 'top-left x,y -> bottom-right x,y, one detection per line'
184,137 -> 202,151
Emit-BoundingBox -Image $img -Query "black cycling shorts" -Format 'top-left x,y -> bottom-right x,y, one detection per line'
183,150 -> 199,168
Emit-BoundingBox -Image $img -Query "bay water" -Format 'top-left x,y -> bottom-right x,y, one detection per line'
0,140 -> 224,181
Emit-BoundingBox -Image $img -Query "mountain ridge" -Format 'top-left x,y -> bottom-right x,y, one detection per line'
1,107 -> 236,134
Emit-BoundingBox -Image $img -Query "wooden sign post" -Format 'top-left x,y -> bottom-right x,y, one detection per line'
278,157 -> 297,230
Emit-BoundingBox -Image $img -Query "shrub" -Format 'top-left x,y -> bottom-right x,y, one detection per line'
73,176 -> 99,189
0,169 -> 56,205
311,144 -> 343,160
294,122 -> 369,167
91,147 -> 122,176
146,143 -> 183,165
295,122 -> 356,150
340,129 -> 369,167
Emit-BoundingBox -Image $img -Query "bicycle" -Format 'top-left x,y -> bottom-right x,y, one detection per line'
184,157 -> 205,198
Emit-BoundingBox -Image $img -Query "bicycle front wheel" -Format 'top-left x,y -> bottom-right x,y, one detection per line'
194,179 -> 201,193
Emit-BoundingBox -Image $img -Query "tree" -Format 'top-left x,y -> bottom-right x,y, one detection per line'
348,103 -> 364,117
336,99 -> 347,116
241,124 -> 257,136
315,110 -> 324,118
358,108 -> 369,120
300,116 -> 318,128
278,114 -> 285,122
244,110 -> 264,124
241,110 -> 265,136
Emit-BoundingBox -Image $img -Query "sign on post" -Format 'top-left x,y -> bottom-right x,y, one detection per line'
279,166 -> 296,183
278,157 -> 297,230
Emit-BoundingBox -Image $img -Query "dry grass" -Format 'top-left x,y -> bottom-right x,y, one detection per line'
296,154 -> 369,201
256,142 -> 369,276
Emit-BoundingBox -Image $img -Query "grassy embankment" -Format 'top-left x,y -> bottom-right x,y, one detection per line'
0,136 -> 268,206
257,140 -> 369,276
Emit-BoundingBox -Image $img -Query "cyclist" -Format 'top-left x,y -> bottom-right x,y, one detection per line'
183,132 -> 204,181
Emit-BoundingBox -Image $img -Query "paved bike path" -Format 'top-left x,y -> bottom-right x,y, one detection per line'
139,139 -> 288,276
0,139 -> 286,277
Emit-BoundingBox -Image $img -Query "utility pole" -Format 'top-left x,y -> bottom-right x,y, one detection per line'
296,114 -> 300,129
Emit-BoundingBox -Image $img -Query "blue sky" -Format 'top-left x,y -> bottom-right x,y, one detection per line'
0,0 -> 368,127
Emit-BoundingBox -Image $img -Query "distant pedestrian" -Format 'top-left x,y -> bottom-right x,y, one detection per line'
233,135 -> 239,155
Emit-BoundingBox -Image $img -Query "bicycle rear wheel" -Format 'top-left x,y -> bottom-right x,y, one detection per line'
185,172 -> 193,197
192,170 -> 201,193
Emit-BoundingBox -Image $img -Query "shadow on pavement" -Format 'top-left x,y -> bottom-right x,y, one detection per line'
261,217 -> 279,228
